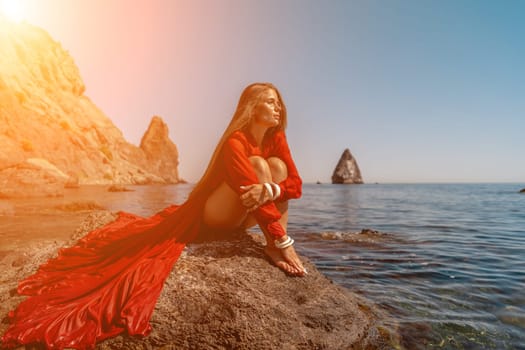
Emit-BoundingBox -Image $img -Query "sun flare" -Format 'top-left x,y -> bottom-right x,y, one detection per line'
0,0 -> 26,22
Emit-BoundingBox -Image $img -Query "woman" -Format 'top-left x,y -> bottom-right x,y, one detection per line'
197,82 -> 305,276
2,83 -> 305,349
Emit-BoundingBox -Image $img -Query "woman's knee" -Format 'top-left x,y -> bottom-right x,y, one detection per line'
267,157 -> 288,183
249,156 -> 272,181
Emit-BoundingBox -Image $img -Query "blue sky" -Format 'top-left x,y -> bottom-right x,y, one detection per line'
10,0 -> 525,183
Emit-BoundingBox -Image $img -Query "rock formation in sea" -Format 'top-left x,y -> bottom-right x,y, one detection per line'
519,188 -> 525,193
139,116 -> 180,183
0,18 -> 182,198
0,212 -> 395,349
331,148 -> 364,184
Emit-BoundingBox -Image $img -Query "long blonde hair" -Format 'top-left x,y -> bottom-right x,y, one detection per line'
188,82 -> 288,200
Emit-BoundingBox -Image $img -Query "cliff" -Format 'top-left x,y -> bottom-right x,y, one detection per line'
0,18 -> 181,197
332,148 -> 364,184
0,212 -> 394,349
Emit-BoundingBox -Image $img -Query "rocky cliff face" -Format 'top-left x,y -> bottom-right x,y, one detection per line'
332,148 -> 364,184
0,18 -> 181,197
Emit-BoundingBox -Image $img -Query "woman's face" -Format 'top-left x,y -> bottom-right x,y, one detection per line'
251,89 -> 282,128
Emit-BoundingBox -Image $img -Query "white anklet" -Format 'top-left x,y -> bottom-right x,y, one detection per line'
274,236 -> 294,249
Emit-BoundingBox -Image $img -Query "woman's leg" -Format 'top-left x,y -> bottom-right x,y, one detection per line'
202,182 -> 247,231
203,156 -> 304,275
203,155 -> 274,230
261,157 -> 305,276
241,157 -> 288,230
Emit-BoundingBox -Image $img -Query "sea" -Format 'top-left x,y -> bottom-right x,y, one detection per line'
0,183 -> 524,349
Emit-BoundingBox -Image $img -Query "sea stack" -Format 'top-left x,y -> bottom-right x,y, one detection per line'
139,116 -> 181,183
331,148 -> 363,184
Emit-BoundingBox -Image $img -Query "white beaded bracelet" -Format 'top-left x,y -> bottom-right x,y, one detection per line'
270,183 -> 281,200
263,183 -> 274,201
274,236 -> 294,249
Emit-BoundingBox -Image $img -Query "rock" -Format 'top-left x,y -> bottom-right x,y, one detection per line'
519,188 -> 525,193
0,212 -> 394,349
0,19 -> 182,191
64,175 -> 81,188
0,158 -> 68,198
138,236 -> 391,350
25,158 -> 69,181
139,116 -> 180,183
331,148 -> 364,184
107,184 -> 134,192
53,201 -> 105,212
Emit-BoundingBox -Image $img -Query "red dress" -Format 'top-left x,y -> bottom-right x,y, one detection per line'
2,130 -> 302,350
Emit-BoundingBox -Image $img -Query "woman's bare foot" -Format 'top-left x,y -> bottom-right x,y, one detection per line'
264,245 -> 306,276
264,246 -> 296,275
280,245 -> 306,276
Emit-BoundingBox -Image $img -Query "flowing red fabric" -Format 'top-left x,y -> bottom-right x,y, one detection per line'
2,130 -> 302,350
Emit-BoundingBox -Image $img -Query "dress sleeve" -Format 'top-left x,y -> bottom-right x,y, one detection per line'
272,132 -> 302,202
221,135 -> 287,239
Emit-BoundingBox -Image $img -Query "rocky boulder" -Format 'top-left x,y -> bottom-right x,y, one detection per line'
0,212 -> 394,349
0,18 -> 181,193
331,148 -> 364,184
140,116 -> 180,183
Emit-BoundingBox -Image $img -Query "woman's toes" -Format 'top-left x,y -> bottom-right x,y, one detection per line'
288,263 -> 302,276
276,261 -> 289,271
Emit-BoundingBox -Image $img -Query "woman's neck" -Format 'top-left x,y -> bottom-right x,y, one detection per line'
247,123 -> 268,147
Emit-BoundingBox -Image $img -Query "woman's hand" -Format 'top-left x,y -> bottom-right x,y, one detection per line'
239,184 -> 272,212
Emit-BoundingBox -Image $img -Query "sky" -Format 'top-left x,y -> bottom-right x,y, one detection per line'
2,0 -> 525,183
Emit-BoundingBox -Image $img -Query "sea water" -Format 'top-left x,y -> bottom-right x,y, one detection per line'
1,183 -> 524,349
292,183 -> 525,349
